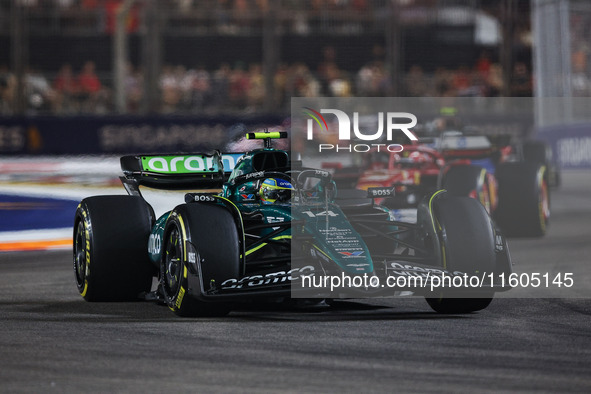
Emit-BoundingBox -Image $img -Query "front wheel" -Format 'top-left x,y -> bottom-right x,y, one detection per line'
160,204 -> 238,317
426,297 -> 493,314
418,192 -> 496,313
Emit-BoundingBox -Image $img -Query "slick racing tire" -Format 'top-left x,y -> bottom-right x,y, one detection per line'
523,140 -> 560,188
495,162 -> 549,237
73,196 -> 155,301
425,297 -> 493,314
160,203 -> 238,317
440,165 -> 493,214
522,140 -> 548,165
421,192 -> 495,314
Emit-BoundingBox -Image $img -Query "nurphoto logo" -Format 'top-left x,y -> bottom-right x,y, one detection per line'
303,107 -> 418,153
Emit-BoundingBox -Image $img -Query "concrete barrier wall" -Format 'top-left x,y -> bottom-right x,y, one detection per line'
536,123 -> 591,169
0,115 -> 286,155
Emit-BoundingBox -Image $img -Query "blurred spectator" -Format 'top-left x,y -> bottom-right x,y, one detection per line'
486,63 -> 504,96
160,65 -> 182,113
571,49 -> 591,97
404,65 -> 429,97
211,62 -> 231,109
510,62 -> 532,97
124,63 -> 143,113
433,67 -> 453,96
327,68 -> 352,97
56,0 -> 76,8
450,65 -> 472,96
175,65 -> 194,111
0,65 -> 15,114
285,63 -> 320,98
104,0 -> 140,34
77,61 -> 106,113
475,50 -> 492,80
52,63 -> 79,114
273,63 -> 289,109
25,67 -> 55,113
228,63 -> 250,109
246,63 -> 264,112
188,64 -> 212,112
317,46 -> 339,95
81,0 -> 100,9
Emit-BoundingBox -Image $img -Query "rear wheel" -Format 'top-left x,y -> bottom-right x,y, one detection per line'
73,196 -> 155,301
495,162 -> 549,237
426,297 -> 493,314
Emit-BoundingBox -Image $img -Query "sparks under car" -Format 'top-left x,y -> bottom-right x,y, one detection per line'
73,132 -> 512,317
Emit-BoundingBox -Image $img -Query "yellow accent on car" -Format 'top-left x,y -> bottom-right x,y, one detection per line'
245,235 -> 291,256
174,286 -> 185,310
81,209 -> 91,298
428,190 -> 447,269
247,132 -> 283,139
177,215 -> 187,262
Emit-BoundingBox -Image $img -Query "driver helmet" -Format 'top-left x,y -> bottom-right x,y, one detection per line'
398,151 -> 429,168
259,178 -> 294,204
408,151 -> 429,164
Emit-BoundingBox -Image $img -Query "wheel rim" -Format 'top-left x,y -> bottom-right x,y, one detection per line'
480,183 -> 491,214
163,225 -> 183,298
73,220 -> 87,288
539,179 -> 550,225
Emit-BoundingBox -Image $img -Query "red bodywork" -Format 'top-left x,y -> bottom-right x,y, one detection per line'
355,145 -> 445,195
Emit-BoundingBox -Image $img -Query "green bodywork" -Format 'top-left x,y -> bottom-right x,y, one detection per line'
147,148 -> 376,275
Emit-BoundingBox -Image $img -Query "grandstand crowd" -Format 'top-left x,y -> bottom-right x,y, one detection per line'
3,0 -> 588,115
0,54 -> 539,115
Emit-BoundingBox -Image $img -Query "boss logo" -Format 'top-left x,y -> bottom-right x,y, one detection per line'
185,193 -> 216,203
367,187 -> 394,198
194,194 -> 215,202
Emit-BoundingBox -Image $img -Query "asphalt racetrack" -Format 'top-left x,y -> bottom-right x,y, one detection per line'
1,171 -> 590,393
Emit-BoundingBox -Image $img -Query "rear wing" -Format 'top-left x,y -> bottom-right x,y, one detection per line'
120,152 -> 245,190
421,132 -> 494,160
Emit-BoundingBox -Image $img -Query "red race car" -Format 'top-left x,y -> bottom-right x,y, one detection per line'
326,132 -> 549,237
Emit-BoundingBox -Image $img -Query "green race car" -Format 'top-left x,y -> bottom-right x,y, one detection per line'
73,131 -> 512,317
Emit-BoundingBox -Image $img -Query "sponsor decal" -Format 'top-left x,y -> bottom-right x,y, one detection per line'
148,234 -> 161,255
220,265 -> 315,289
339,251 -> 365,257
141,155 -> 218,174
367,187 -> 395,198
240,194 -> 255,201
301,210 -> 338,218
0,126 -> 26,152
188,252 -> 196,264
495,234 -> 504,252
387,261 -> 466,278
191,194 -> 216,202
245,171 -> 265,179
175,286 -> 185,309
